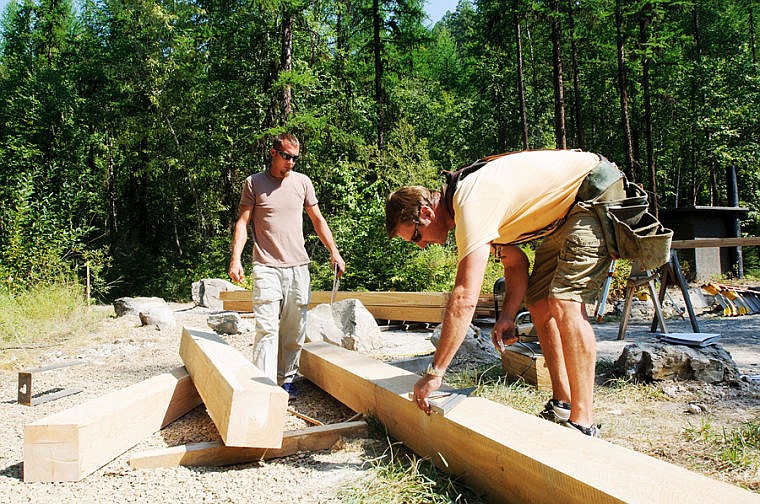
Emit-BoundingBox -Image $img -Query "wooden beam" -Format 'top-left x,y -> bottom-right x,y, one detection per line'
128,420 -> 368,469
222,290 -> 499,323
299,341 -> 758,504
671,237 -> 760,249
179,326 -> 288,448
23,367 -> 202,482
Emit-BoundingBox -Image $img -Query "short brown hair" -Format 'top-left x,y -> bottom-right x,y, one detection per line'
385,186 -> 435,238
273,133 -> 300,151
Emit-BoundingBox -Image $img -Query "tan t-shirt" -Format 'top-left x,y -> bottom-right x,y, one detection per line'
239,169 -> 318,267
453,150 -> 601,261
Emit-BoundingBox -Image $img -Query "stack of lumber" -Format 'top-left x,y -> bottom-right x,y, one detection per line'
220,290 -> 496,323
22,327 -> 358,482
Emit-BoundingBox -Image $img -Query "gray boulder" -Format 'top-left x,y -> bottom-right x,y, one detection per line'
306,299 -> 381,352
614,342 -> 740,384
138,309 -> 176,332
113,297 -> 169,317
207,311 -> 253,335
191,278 -> 245,310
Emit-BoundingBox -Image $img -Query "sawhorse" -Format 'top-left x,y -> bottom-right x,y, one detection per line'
617,251 -> 700,340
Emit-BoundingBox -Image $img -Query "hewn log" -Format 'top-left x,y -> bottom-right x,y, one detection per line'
179,327 -> 288,448
23,367 -> 201,482
128,420 -> 367,469
299,341 -> 758,504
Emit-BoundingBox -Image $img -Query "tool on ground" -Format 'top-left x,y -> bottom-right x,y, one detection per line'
18,360 -> 85,406
407,386 -> 476,416
330,262 -> 340,305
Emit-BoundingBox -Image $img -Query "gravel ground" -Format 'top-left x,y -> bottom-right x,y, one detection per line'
2,299 -> 759,502
1,304 -> 383,504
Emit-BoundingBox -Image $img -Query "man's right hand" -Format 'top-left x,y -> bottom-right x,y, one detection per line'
228,260 -> 245,283
491,316 -> 517,352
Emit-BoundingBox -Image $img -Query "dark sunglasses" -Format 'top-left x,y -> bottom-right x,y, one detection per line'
411,220 -> 423,243
276,149 -> 300,162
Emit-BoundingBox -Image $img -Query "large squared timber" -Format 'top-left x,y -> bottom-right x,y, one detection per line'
220,290 -> 494,322
179,326 -> 288,448
128,420 -> 368,469
23,366 -> 202,483
299,341 -> 758,504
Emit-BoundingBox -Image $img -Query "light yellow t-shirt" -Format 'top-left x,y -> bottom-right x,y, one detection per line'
453,150 -> 601,262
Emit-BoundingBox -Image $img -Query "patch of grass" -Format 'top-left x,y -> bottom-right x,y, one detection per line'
445,363 -> 549,415
682,418 -> 760,486
338,435 -> 483,504
0,282 -> 108,360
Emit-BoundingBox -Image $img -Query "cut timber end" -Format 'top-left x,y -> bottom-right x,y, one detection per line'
500,346 -> 551,390
179,326 -> 287,448
299,341 -> 759,504
23,366 -> 201,483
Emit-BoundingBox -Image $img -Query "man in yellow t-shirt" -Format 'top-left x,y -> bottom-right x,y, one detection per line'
385,150 -> 626,438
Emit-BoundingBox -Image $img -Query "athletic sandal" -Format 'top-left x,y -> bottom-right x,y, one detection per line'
538,399 -> 571,423
565,420 -> 602,438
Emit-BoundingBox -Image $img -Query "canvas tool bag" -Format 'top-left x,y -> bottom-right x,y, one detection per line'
586,175 -> 673,271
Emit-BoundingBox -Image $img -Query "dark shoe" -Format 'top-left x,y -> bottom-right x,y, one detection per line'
538,399 -> 571,423
282,381 -> 298,398
564,420 -> 602,438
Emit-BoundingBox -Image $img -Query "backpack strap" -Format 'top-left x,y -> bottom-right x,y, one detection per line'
441,152 -> 512,218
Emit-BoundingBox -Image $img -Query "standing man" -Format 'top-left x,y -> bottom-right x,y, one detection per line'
385,150 -> 632,437
229,133 -> 345,395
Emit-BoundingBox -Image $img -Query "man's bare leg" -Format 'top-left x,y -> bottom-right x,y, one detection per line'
548,298 -> 596,427
529,299 -> 571,404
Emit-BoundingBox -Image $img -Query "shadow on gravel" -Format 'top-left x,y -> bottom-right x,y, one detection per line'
0,461 -> 23,481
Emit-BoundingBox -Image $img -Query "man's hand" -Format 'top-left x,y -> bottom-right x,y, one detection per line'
228,259 -> 245,283
412,373 -> 443,415
332,253 -> 346,277
491,317 -> 518,352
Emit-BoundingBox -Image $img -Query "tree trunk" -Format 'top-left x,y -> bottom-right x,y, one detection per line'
615,1 -> 636,182
373,0 -> 385,149
280,12 -> 294,119
514,0 -> 529,150
639,11 -> 658,216
550,0 -> 566,149
567,0 -> 584,150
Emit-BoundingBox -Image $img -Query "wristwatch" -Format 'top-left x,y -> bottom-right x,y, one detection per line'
425,363 -> 446,377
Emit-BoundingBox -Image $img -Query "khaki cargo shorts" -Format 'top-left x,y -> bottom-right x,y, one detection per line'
524,158 -> 626,306
525,204 -> 612,306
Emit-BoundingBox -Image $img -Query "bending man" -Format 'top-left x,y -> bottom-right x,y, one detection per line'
385,149 -> 629,437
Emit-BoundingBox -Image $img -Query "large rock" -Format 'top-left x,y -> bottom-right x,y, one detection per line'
191,278 -> 245,310
113,297 -> 169,317
138,309 -> 176,332
207,311 -> 253,335
306,299 -> 381,352
614,342 -> 740,384
431,323 -> 499,361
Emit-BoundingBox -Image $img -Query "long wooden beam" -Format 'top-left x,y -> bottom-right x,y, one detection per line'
671,237 -> 760,249
179,327 -> 288,448
220,290 -> 495,322
128,420 -> 368,469
23,367 -> 202,482
299,341 -> 758,504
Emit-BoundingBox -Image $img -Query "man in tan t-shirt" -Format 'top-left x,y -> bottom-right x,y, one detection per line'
229,133 -> 345,395
385,150 -> 628,438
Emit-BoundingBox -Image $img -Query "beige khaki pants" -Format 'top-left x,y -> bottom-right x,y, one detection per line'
251,264 -> 310,385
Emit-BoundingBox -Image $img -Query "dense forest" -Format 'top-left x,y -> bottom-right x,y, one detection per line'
1,0 -> 759,301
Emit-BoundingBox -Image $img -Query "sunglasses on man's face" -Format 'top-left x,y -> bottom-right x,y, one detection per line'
276,149 -> 300,162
